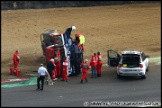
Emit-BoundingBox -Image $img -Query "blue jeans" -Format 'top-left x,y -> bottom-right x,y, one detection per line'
91,66 -> 97,78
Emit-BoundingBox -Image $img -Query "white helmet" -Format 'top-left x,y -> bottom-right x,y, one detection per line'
50,58 -> 54,62
72,26 -> 76,30
85,59 -> 88,62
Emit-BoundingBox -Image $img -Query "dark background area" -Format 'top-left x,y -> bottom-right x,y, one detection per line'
1,1 -> 160,10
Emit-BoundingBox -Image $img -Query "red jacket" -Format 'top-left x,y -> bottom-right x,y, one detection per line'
80,62 -> 90,73
90,56 -> 97,67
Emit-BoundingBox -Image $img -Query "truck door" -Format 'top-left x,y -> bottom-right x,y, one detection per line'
107,49 -> 121,66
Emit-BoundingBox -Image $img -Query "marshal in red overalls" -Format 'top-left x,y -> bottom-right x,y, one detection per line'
61,57 -> 69,81
54,49 -> 61,77
97,52 -> 103,77
13,50 -> 20,69
80,59 -> 90,83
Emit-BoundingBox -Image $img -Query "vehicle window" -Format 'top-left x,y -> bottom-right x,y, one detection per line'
42,30 -> 55,43
141,52 -> 146,61
109,50 -> 118,58
54,36 -> 63,45
43,35 -> 53,44
122,54 -> 140,63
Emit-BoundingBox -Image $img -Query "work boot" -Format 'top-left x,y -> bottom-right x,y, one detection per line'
85,79 -> 88,83
80,80 -> 83,84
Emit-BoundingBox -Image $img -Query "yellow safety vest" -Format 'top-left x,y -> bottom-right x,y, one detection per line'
79,35 -> 85,44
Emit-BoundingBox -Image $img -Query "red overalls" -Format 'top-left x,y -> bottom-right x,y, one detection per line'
52,61 -> 57,80
80,62 -> 90,81
55,56 -> 61,77
62,59 -> 69,81
97,54 -> 103,76
13,52 -> 20,69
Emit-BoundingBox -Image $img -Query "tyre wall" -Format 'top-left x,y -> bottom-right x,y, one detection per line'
1,1 -> 160,10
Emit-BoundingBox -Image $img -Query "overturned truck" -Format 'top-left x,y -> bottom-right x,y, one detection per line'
40,26 -> 84,77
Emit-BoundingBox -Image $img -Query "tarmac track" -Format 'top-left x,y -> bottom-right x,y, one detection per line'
1,63 -> 161,107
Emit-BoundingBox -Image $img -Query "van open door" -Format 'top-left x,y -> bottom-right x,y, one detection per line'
107,49 -> 121,66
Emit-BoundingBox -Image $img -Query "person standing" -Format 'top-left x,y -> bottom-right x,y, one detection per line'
80,59 -> 90,84
63,26 -> 76,76
97,52 -> 103,77
63,26 -> 76,47
13,50 -> 20,69
61,57 -> 69,81
64,26 -> 76,40
90,53 -> 97,78
47,58 -> 55,80
75,33 -> 85,52
37,64 -> 50,90
54,49 -> 61,77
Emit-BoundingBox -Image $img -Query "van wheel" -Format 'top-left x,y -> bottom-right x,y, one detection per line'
141,75 -> 146,79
